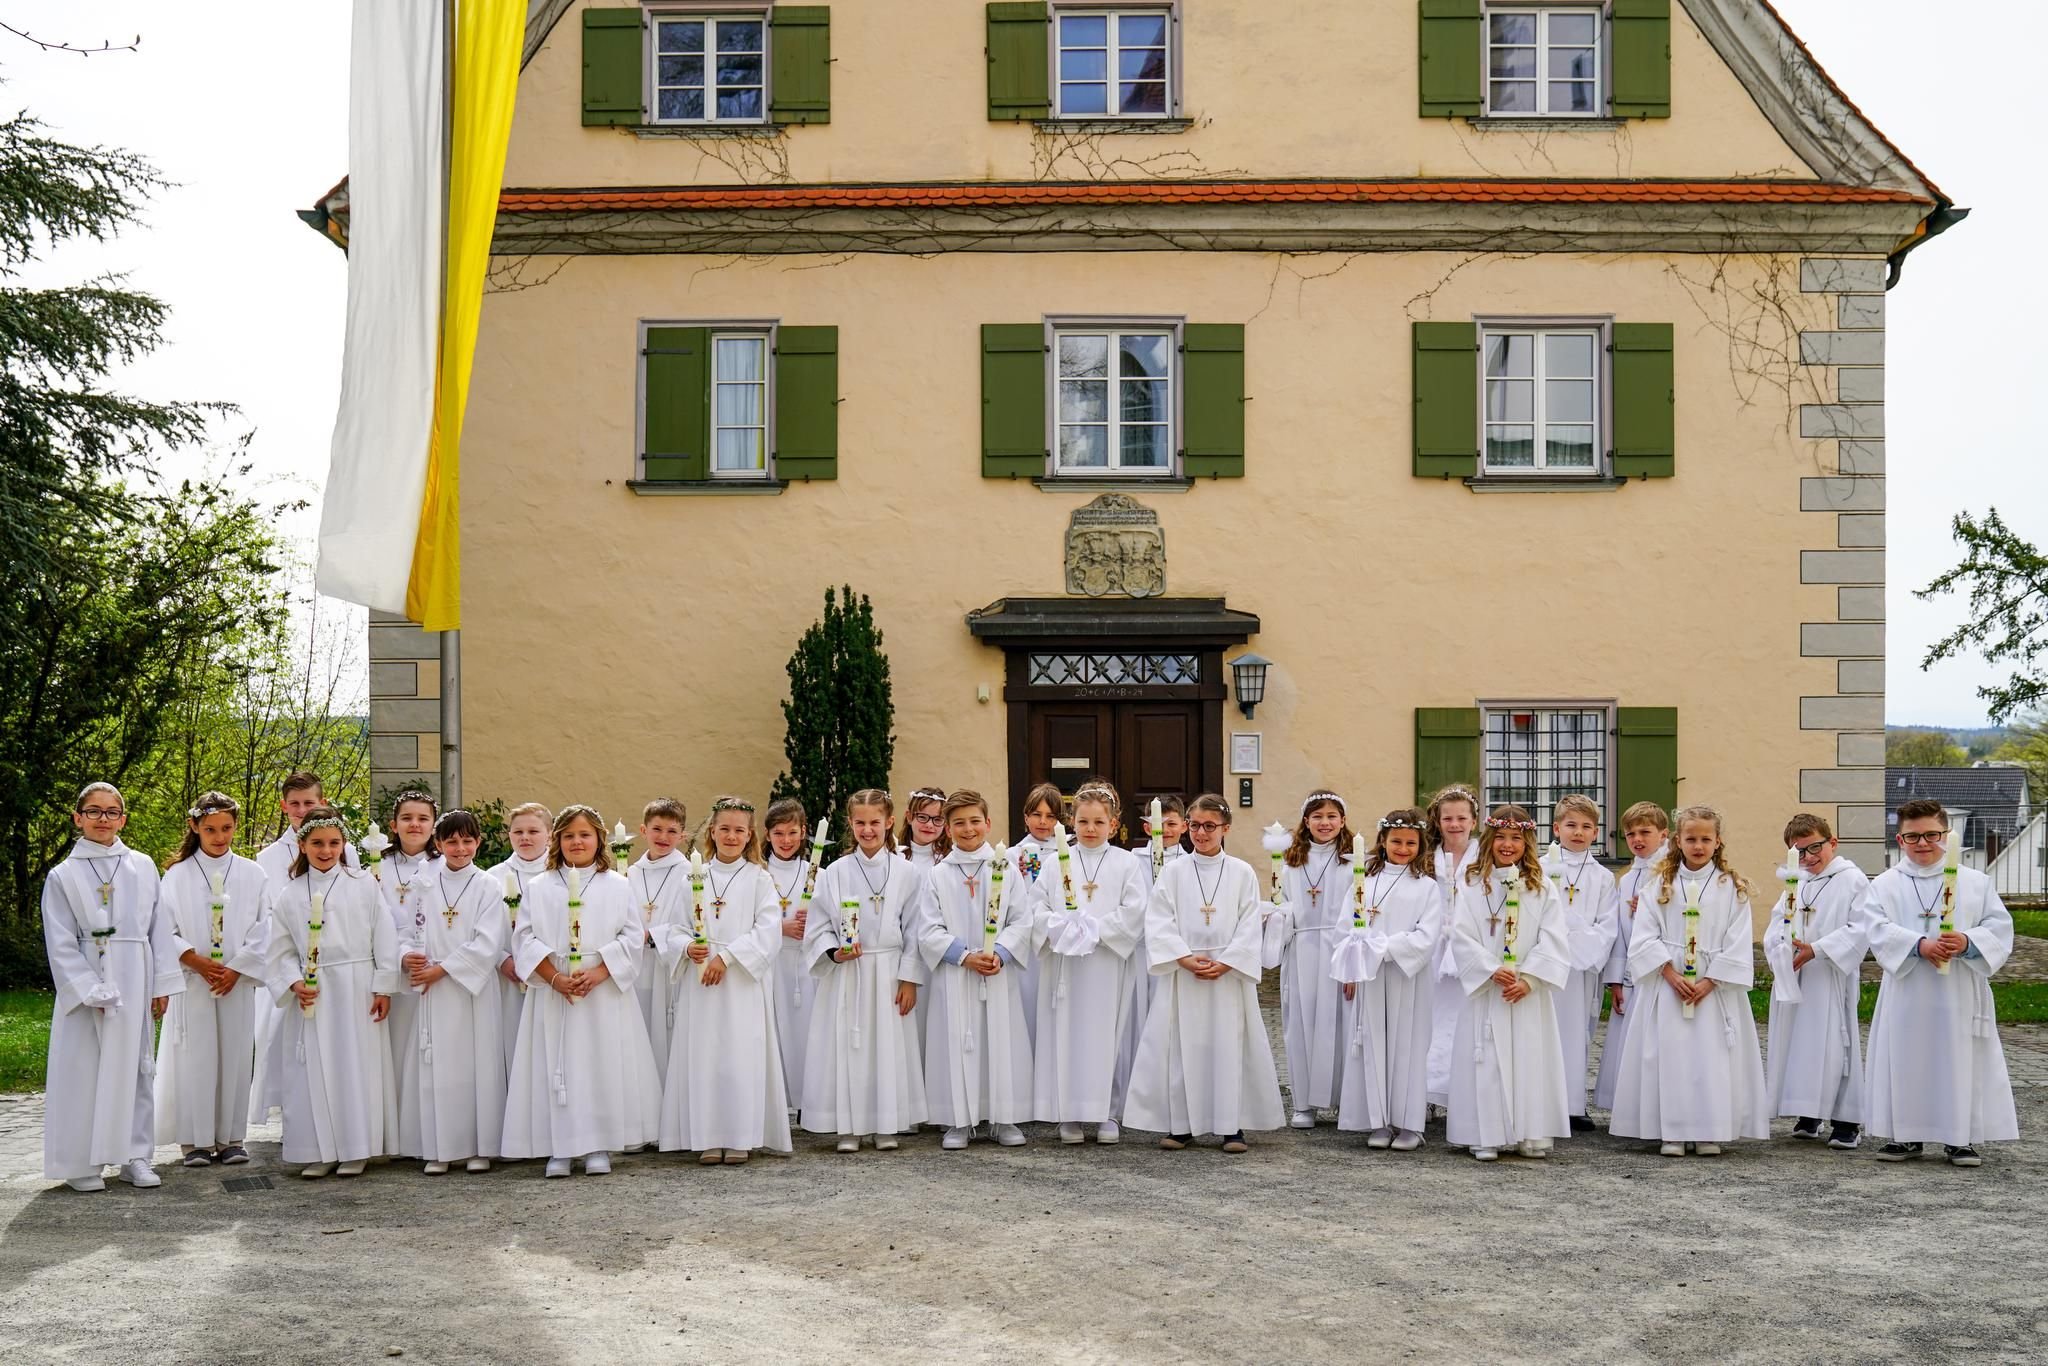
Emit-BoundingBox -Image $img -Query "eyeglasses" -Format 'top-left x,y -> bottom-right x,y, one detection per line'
911,814 -> 944,827
1186,821 -> 1225,834
1790,838 -> 1831,858
1896,830 -> 1950,846
78,808 -> 124,820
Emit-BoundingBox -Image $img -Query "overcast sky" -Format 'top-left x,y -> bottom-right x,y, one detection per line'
7,0 -> 2041,729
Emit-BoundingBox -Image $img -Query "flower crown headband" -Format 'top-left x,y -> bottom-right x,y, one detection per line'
188,796 -> 239,821
1301,791 -> 1346,817
1485,817 -> 1538,831
300,814 -> 349,838
1378,816 -> 1428,831
907,787 -> 946,806
711,797 -> 756,815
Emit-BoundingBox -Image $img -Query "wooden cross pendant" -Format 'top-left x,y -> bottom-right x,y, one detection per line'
1200,904 -> 1217,926
711,897 -> 726,919
97,883 -> 112,907
1567,887 -> 1577,905
1307,888 -> 1321,907
644,900 -> 658,916
1367,905 -> 1381,926
779,898 -> 791,913
442,908 -> 459,928
1486,912 -> 1501,935
1081,881 -> 1099,899
870,893 -> 886,909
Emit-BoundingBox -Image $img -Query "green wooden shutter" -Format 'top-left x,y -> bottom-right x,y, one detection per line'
1418,0 -> 1482,118
1613,707 -> 1679,850
1182,324 -> 1246,479
583,8 -> 644,127
1610,0 -> 1672,119
643,327 -> 709,481
769,6 -> 832,125
774,326 -> 838,481
987,2 -> 1050,121
1611,323 -> 1675,479
1413,321 -> 1479,478
982,324 -> 1047,477
1415,708 -> 1482,805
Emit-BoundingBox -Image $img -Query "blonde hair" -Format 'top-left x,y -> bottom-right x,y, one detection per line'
1426,784 -> 1481,851
847,788 -> 897,852
1553,793 -> 1601,825
546,805 -> 614,874
696,796 -> 763,864
1619,800 -> 1669,834
1465,804 -> 1545,895
507,801 -> 553,829
1655,804 -> 1754,904
1286,791 -> 1356,869
1072,780 -> 1120,819
642,797 -> 689,827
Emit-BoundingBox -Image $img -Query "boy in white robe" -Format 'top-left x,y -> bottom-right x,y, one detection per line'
626,798 -> 693,1086
1032,786 -> 1147,1144
394,810 -> 509,1173
1445,807 -> 1573,1160
917,791 -> 1035,1149
1329,809 -> 1444,1150
485,802 -> 550,1077
1423,785 -> 1481,1111
1275,791 -> 1355,1128
1861,800 -> 2017,1166
1124,795 -> 1283,1151
802,791 -> 928,1150
266,809 -> 401,1178
656,797 -> 792,1164
251,770 -> 357,1126
503,805 -> 662,1176
1542,797 -> 1619,1130
1610,805 -> 1770,1156
42,783 -> 182,1191
1593,803 -> 1667,1115
764,798 -> 823,1112
1762,813 -> 1870,1150
155,792 -> 270,1167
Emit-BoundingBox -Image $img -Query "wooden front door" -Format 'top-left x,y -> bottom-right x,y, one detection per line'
1023,700 -> 1205,842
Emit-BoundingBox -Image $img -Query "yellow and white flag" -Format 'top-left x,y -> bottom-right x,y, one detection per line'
316,0 -> 522,632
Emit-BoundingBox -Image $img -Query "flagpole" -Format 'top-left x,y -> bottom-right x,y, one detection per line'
436,0 -> 463,810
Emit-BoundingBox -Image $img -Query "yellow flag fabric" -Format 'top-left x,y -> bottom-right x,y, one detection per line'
406,0 -> 523,631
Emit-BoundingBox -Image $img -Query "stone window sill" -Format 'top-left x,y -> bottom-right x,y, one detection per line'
1033,476 -> 1194,493
626,478 -> 788,496
1032,118 -> 1195,135
1467,117 -> 1626,132
1463,475 -> 1629,493
631,124 -> 787,140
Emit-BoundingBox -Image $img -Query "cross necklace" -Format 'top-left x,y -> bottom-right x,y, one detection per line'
957,859 -> 991,902
635,863 -> 679,920
1194,857 -> 1225,926
772,859 -> 805,914
1362,869 -> 1400,926
1559,850 -> 1589,905
1075,844 -> 1109,901
852,853 -> 893,912
1485,887 -> 1509,937
437,869 -> 478,928
1910,871 -> 1943,933
708,861 -> 745,919
85,855 -> 119,910
394,852 -> 425,907
1304,846 -> 1337,908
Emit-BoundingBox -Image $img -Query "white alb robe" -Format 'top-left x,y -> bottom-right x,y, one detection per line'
1609,867 -> 1769,1143
1761,856 -> 1869,1124
485,852 -> 545,1076
900,839 -> 940,1044
1275,841 -> 1354,1114
1545,848 -> 1619,1115
250,829 -> 356,1125
1005,835 -> 1056,1045
916,846 -> 1035,1127
1425,841 -> 1478,1106
1593,856 -> 1658,1112
373,850 -> 440,1083
265,869 -> 401,1164
1124,852 -> 1284,1137
502,867 -> 662,1159
1329,867 -> 1444,1135
1123,844 -> 1182,1115
625,850 -> 692,1083
1031,841 -> 1147,1124
766,852 -> 820,1106
801,848 -> 929,1136
656,858 -> 791,1154
1860,861 -> 2017,1146
154,852 -> 270,1148
1445,870 -> 1573,1149
42,840 -> 184,1180
394,865 -> 509,1161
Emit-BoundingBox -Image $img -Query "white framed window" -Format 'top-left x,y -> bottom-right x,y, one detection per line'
1481,704 -> 1612,839
1484,6 -> 1601,117
1053,327 -> 1175,475
712,332 -> 769,476
1481,325 -> 1601,474
1055,8 -> 1172,118
650,14 -> 766,124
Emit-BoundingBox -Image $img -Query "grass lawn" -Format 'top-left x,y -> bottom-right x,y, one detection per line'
1746,980 -> 2048,1024
0,990 -> 52,1092
2011,909 -> 2048,940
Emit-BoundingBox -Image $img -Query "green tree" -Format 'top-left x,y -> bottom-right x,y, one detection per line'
771,586 -> 894,837
1886,728 -> 1966,768
1992,713 -> 2048,809
1918,509 -> 2047,723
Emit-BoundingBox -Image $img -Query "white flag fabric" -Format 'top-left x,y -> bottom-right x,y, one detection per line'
315,0 -> 446,614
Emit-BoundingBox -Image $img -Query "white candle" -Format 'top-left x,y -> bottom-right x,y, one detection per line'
689,850 -> 708,943
1147,799 -> 1164,877
1939,829 -> 1961,975
304,891 -> 325,1017
208,870 -> 227,962
1053,822 -> 1075,910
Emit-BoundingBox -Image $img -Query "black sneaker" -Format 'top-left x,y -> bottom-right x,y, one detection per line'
1791,1116 -> 1823,1140
1569,1114 -> 1596,1132
1944,1145 -> 1982,1167
1876,1141 -> 1923,1162
1826,1122 -> 1860,1150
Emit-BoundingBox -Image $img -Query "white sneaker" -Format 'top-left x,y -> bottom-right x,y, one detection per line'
1366,1127 -> 1395,1149
1471,1147 -> 1498,1162
836,1136 -> 860,1154
1095,1120 -> 1121,1145
466,1157 -> 491,1173
942,1127 -> 971,1150
336,1160 -> 366,1177
1058,1122 -> 1085,1145
1390,1130 -> 1423,1151
1694,1142 -> 1722,1157
622,1143 -> 647,1155
300,1163 -> 336,1180
117,1159 -> 160,1188
993,1123 -> 1027,1147
544,1158 -> 572,1178
1518,1140 -> 1548,1159
582,1152 -> 611,1175
875,1134 -> 900,1151
1659,1142 -> 1685,1157
1289,1110 -> 1315,1129
64,1175 -> 106,1192
423,1161 -> 450,1175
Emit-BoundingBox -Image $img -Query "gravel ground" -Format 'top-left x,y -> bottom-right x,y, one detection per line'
2,1018 -> 2043,1364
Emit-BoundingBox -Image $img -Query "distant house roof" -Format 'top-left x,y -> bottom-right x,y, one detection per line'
1886,766 -> 2033,844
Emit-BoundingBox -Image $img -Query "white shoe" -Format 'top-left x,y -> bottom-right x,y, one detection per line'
1471,1147 -> 1498,1162
1391,1130 -> 1423,1152
1289,1110 -> 1315,1129
117,1159 -> 160,1188
1366,1127 -> 1395,1149
875,1134 -> 899,1151
582,1152 -> 611,1175
1518,1140 -> 1548,1159
466,1157 -> 491,1173
1058,1122 -> 1084,1145
64,1175 -> 106,1192
336,1160 -> 366,1177
1659,1142 -> 1685,1157
836,1136 -> 860,1154
423,1161 -> 450,1175
544,1158 -> 573,1178
942,1127 -> 971,1151
1694,1142 -> 1722,1157
1095,1120 -> 1121,1145
300,1163 -> 336,1180
993,1123 -> 1027,1147
622,1143 -> 646,1155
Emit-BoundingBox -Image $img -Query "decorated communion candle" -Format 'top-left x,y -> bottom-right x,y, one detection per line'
1054,822 -> 1077,911
1939,829 -> 1961,975
1147,799 -> 1164,877
565,866 -> 584,969
609,821 -> 634,870
689,850 -> 708,945
986,842 -> 1007,954
304,891 -> 324,1018
841,897 -> 861,952
1263,822 -> 1290,904
208,870 -> 227,962
1682,881 -> 1702,1019
804,818 -> 830,901
1783,848 -> 1802,941
1350,833 -> 1368,920
1501,874 -> 1522,979
359,821 -> 390,879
